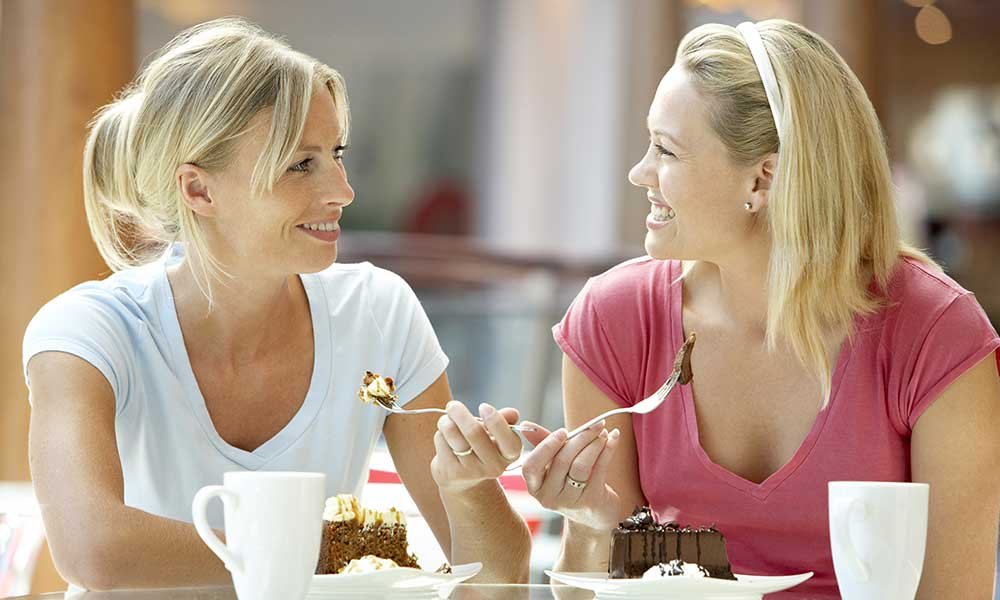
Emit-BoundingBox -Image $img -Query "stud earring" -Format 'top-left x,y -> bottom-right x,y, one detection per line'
744,201 -> 753,211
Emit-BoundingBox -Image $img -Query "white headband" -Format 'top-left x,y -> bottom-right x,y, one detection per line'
736,22 -> 784,142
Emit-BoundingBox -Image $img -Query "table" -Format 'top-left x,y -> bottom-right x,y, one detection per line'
9,585 -> 597,600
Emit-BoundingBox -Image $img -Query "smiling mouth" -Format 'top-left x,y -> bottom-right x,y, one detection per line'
650,203 -> 675,222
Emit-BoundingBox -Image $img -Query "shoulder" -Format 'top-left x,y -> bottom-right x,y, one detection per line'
310,261 -> 411,295
578,256 -> 678,313
27,265 -> 162,336
877,257 -> 984,337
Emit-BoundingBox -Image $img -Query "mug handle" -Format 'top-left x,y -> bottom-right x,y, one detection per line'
832,498 -> 871,582
192,485 -> 242,575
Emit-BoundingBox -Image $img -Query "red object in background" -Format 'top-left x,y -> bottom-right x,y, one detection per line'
403,180 -> 471,236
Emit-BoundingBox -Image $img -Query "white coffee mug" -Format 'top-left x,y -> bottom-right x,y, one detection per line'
193,472 -> 325,600
828,481 -> 929,600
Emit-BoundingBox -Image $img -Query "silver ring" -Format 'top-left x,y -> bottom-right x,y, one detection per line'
452,447 -> 474,457
566,475 -> 588,489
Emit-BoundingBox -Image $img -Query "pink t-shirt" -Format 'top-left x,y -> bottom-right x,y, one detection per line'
553,256 -> 1000,598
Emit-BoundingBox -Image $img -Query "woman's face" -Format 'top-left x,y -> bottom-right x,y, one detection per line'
201,87 -> 354,277
628,66 -> 761,262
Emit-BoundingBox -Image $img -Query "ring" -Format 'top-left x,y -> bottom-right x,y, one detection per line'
566,475 -> 588,489
452,447 -> 474,457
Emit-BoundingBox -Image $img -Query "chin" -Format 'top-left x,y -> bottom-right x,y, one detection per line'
644,232 -> 673,261
298,246 -> 339,274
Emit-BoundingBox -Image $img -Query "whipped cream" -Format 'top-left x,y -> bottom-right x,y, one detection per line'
642,559 -> 709,579
323,494 -> 405,525
338,555 -> 399,574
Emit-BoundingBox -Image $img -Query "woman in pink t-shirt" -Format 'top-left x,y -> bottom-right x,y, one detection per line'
509,19 -> 1000,599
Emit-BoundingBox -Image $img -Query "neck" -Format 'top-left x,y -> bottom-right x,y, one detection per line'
685,235 -> 772,337
166,257 -> 309,365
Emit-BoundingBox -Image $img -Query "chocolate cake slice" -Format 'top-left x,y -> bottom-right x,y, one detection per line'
315,495 -> 419,574
608,506 -> 735,580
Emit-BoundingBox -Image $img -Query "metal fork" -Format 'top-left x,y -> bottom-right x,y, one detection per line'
504,332 -> 696,472
373,402 -> 536,432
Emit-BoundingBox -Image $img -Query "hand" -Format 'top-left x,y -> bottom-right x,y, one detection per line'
431,401 -> 523,493
520,421 -> 623,532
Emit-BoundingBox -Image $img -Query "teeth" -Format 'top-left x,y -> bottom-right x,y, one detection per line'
303,222 -> 340,232
650,203 -> 675,222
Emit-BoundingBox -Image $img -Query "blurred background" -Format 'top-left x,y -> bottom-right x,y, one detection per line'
1,0 -> 999,594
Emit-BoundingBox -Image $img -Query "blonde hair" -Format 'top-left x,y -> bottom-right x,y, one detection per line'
83,17 -> 349,304
675,20 -> 933,405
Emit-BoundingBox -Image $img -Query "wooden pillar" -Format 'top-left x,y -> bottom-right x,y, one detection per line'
0,0 -> 134,591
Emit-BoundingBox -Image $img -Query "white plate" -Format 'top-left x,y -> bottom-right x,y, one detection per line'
545,570 -> 813,599
309,562 -> 481,598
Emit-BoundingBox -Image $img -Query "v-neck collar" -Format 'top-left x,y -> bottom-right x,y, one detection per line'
157,244 -> 331,470
670,260 -> 856,502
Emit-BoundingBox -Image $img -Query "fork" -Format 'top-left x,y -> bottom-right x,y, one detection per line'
504,332 -> 696,472
373,403 -> 537,432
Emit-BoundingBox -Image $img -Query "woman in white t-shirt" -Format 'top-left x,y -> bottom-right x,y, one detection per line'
23,18 -> 529,590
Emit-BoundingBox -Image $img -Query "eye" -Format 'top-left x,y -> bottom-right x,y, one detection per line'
655,144 -> 675,158
289,158 -> 313,173
333,145 -> 348,161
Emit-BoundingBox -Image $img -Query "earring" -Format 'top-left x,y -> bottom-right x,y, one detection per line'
744,201 -> 753,211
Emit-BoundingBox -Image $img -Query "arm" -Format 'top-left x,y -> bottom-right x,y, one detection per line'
911,352 -> 1000,600
28,352 -> 230,590
385,372 -> 531,582
548,355 -> 645,573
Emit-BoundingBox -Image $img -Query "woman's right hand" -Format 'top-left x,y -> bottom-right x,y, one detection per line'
519,421 -> 624,532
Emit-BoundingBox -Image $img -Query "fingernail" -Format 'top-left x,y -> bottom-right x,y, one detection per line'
589,419 -> 606,430
554,428 -> 568,441
599,429 -> 608,439
610,428 -> 621,440
479,403 -> 495,418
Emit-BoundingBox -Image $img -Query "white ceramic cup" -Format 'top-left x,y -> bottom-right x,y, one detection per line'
828,481 -> 929,600
193,472 -> 325,600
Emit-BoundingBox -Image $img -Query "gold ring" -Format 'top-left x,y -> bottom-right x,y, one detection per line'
566,475 -> 588,489
452,447 -> 474,457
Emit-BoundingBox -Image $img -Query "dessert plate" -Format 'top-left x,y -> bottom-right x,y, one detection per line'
308,562 -> 481,598
545,569 -> 813,599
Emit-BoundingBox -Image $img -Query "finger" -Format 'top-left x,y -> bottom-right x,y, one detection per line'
534,422 -> 606,501
561,430 -> 608,503
568,429 -> 608,483
587,428 -> 621,492
433,431 -> 460,470
480,404 -> 522,462
446,401 -> 498,463
520,421 -> 552,447
497,407 -> 520,424
521,428 -> 567,494
437,413 -> 473,457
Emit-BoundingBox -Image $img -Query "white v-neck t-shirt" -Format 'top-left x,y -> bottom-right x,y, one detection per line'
23,244 -> 448,531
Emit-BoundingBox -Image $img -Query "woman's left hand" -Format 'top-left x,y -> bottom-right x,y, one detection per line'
431,401 -> 523,493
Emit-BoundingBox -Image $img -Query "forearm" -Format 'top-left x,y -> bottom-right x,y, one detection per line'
52,504 -> 230,590
439,480 -> 531,583
554,519 -> 612,574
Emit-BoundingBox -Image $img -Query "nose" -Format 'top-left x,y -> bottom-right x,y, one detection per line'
628,148 -> 654,189
324,165 -> 355,208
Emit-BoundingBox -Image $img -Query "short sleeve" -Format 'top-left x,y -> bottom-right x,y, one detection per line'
902,292 -> 1000,430
552,277 -> 637,408
367,269 -> 449,406
22,290 -> 134,410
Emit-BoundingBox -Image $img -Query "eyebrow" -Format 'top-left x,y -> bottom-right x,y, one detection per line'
647,120 -> 686,150
297,143 -> 346,152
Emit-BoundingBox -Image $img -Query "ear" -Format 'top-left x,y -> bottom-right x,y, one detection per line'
747,153 -> 778,212
175,164 -> 215,217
